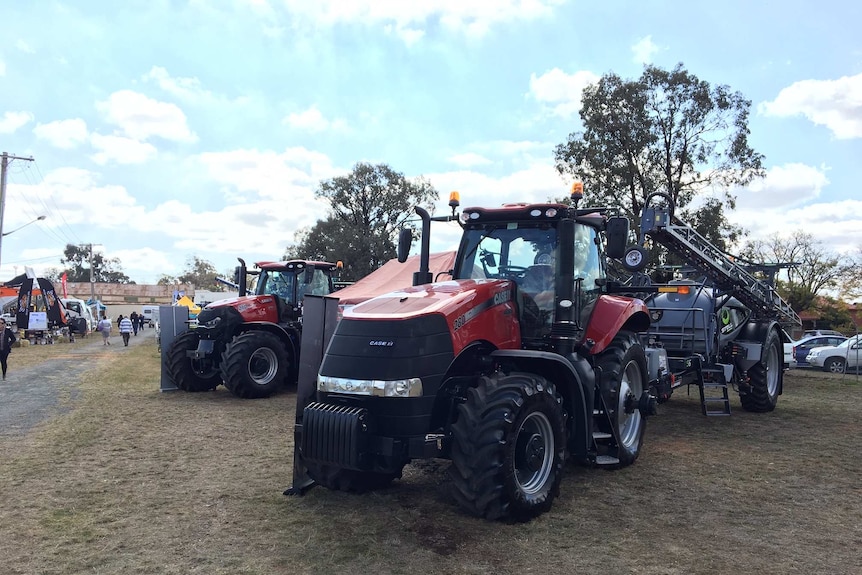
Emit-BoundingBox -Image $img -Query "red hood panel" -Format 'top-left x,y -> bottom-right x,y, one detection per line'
207,295 -> 279,323
347,279 -> 521,354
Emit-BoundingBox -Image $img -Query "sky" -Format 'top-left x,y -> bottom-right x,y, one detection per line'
0,0 -> 860,286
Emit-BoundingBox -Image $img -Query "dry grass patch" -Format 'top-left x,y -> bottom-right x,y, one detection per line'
0,349 -> 859,574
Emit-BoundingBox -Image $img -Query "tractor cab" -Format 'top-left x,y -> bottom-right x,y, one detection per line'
451,203 -> 609,347
255,262 -> 335,305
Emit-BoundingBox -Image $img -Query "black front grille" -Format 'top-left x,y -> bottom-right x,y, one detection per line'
301,402 -> 369,470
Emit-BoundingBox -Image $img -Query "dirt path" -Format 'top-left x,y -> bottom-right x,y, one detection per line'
0,327 -> 157,436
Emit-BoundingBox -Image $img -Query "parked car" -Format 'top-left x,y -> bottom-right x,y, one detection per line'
783,341 -> 796,368
782,329 -> 796,368
792,335 -> 848,367
806,335 -> 862,374
803,329 -> 846,338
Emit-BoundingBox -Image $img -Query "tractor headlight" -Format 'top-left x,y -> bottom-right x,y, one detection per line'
317,375 -> 423,397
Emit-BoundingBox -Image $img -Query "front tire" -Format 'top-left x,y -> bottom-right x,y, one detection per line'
823,357 -> 846,374
220,331 -> 289,399
741,328 -> 782,412
165,331 -> 221,392
449,372 -> 566,522
595,331 -> 648,466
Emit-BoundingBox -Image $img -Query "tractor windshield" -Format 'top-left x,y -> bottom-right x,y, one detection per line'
455,222 -> 605,330
257,267 -> 333,305
258,270 -> 297,302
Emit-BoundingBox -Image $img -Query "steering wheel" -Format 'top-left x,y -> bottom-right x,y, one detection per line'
498,265 -> 528,278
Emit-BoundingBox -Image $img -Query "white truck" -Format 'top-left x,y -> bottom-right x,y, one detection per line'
60,297 -> 96,333
141,305 -> 160,327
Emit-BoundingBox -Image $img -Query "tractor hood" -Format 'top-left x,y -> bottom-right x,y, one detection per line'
345,278 -> 521,353
198,294 -> 280,324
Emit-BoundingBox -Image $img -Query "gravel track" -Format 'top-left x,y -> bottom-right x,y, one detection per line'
0,327 -> 156,436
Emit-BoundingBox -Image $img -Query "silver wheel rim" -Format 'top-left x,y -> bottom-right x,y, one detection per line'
248,347 -> 278,385
514,411 -> 554,495
617,359 -> 643,449
766,341 -> 781,395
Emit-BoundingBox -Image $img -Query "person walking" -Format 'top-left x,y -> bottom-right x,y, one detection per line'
97,312 -> 112,346
130,311 -> 139,336
119,315 -> 133,346
0,318 -> 17,380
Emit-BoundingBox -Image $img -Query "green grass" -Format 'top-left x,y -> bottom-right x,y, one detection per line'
0,347 -> 859,575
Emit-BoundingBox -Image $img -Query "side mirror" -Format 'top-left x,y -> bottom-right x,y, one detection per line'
605,217 -> 629,259
480,251 -> 497,268
236,258 -> 248,297
397,228 -> 413,263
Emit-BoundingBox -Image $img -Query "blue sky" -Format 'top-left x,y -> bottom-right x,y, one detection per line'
0,0 -> 860,285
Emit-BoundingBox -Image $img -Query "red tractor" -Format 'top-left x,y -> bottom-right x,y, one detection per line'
290,188 -> 665,520
166,258 -> 338,399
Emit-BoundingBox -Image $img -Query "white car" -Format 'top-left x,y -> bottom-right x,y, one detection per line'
806,335 -> 862,374
783,341 -> 796,368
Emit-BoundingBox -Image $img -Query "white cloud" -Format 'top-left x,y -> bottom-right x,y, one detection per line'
90,133 -> 159,165
144,66 -> 211,102
33,118 -> 89,149
16,39 -> 35,54
423,160 -> 568,252
0,111 -> 34,134
115,147 -> 339,259
8,167 -> 145,229
197,146 -> 336,207
448,152 -> 492,168
277,0 -> 566,41
96,90 -> 198,143
283,105 -> 348,133
528,68 -> 600,119
631,35 -> 659,64
722,163 -> 862,251
738,163 -> 830,210
759,73 -> 862,139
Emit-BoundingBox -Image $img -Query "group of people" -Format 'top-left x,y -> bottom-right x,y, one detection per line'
95,311 -> 147,347
0,308 -> 150,381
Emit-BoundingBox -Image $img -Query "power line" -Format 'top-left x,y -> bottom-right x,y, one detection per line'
4,160 -> 80,248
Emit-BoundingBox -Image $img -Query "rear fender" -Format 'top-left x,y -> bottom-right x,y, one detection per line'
739,321 -> 782,394
489,349 -> 593,463
583,295 -> 650,354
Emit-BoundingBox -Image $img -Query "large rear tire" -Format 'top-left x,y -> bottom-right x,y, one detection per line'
595,331 -> 648,466
449,372 -> 566,522
165,331 -> 221,392
220,331 -> 289,399
740,328 -> 782,412
304,462 -> 402,493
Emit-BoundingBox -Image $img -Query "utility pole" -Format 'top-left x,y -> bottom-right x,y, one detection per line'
89,243 -> 96,305
0,152 -> 36,274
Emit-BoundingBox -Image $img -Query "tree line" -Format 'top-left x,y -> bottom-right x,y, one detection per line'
39,63 -> 861,330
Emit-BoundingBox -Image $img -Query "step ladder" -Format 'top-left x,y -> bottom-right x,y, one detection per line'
696,367 -> 731,416
591,400 -> 621,466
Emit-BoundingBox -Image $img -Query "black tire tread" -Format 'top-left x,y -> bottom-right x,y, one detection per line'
220,331 -> 289,399
448,372 -> 566,522
594,330 -> 647,467
740,328 -> 781,413
165,331 -> 220,392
